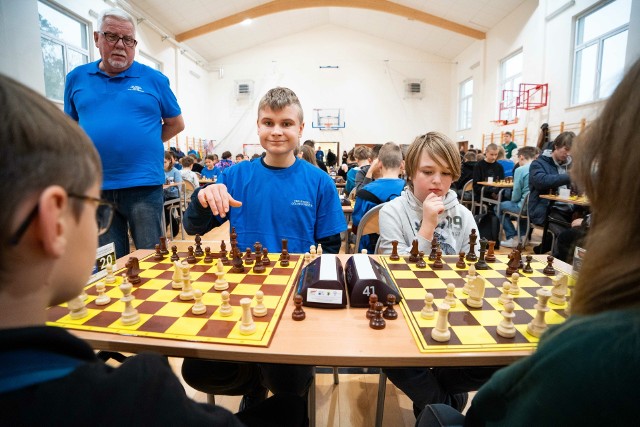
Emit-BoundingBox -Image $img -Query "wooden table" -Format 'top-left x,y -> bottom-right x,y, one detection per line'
71,245 -> 568,368
476,181 -> 513,214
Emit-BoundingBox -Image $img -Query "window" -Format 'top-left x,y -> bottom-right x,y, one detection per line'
138,52 -> 162,71
39,1 -> 90,102
458,78 -> 473,130
572,0 -> 631,105
499,50 -> 523,122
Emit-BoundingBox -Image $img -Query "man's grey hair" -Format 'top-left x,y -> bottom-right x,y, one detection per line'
98,8 -> 136,33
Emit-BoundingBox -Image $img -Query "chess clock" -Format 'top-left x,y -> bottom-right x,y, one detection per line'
345,254 -> 402,307
296,255 -> 347,308
88,242 -> 117,283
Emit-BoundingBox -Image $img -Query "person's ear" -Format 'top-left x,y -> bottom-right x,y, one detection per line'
298,121 -> 305,138
38,186 -> 69,257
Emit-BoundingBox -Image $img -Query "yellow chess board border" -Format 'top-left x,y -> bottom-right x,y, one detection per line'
46,253 -> 304,347
379,255 -> 569,354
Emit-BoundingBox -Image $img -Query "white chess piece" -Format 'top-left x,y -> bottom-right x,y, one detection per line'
104,263 -> 116,284
466,276 -> 486,308
317,244 -> 323,257
239,297 -> 256,335
191,289 -> 207,315
214,259 -> 229,291
421,292 -> 435,319
444,283 -> 457,308
252,290 -> 268,317
527,288 -> 551,337
119,275 -> 140,325
498,281 -> 511,305
496,299 -> 517,338
68,295 -> 88,319
550,274 -> 569,305
172,260 -> 183,289
179,261 -> 194,300
219,291 -> 233,317
94,281 -> 111,306
509,272 -> 521,295
462,264 -> 477,295
430,303 -> 451,342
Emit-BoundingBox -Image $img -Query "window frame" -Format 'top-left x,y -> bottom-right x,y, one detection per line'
571,0 -> 630,106
499,49 -> 523,122
458,77 -> 473,131
38,0 -> 92,103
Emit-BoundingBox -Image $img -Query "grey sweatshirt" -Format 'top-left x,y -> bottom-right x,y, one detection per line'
378,189 -> 478,256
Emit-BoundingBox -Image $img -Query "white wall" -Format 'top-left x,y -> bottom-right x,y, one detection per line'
452,0 -> 640,149
205,25 -> 454,155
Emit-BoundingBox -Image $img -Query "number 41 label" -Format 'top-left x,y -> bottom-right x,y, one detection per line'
88,242 -> 116,284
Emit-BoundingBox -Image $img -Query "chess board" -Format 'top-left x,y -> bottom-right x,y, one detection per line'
47,251 -> 303,347
380,255 -> 571,354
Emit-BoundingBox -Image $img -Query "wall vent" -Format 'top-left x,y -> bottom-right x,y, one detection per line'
404,79 -> 424,99
235,80 -> 253,99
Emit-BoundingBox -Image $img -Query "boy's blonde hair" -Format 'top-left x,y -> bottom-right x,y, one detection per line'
405,132 -> 461,191
258,87 -> 303,123
180,156 -> 194,168
377,142 -> 403,169
0,75 -> 101,270
353,146 -> 371,161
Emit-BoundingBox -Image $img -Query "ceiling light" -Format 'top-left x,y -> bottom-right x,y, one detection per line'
241,18 -> 252,26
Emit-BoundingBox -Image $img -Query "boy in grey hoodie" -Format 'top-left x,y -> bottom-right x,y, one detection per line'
378,132 -> 478,256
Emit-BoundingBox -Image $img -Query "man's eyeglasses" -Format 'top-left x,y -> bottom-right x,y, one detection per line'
8,193 -> 115,246
98,31 -> 137,47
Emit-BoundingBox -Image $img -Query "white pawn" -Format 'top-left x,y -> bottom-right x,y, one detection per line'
214,259 -> 229,291
509,272 -> 521,295
239,297 -> 256,335
94,281 -> 111,306
68,295 -> 88,320
219,291 -> 233,317
104,263 -> 116,284
317,244 -> 323,257
496,299 -> 517,338
360,249 -> 368,254
431,303 -> 451,342
420,292 -> 435,319
172,260 -> 183,289
309,245 -> 317,259
79,289 -> 89,301
253,290 -> 268,317
304,252 -> 311,264
179,261 -> 194,301
498,281 -> 511,305
191,289 -> 206,315
444,283 -> 457,308
119,275 -> 140,326
462,264 -> 477,295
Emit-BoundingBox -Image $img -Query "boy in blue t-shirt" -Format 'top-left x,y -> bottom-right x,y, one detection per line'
182,86 -> 346,411
352,142 -> 405,253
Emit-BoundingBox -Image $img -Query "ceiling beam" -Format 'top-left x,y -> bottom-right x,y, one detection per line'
175,0 -> 486,42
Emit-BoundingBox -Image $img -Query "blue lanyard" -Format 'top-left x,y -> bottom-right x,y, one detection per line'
0,350 -> 81,393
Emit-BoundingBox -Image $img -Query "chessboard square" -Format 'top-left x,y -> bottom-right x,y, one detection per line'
139,261 -> 163,270
434,270 -> 463,279
46,305 -> 70,322
405,299 -> 426,312
110,313 -> 153,330
484,326 -> 534,344
514,297 -> 538,310
402,288 -> 430,301
412,312 -> 437,328
451,326 -> 495,345
530,276 -> 553,287
422,327 -> 463,346
198,319 -> 239,337
139,279 -> 169,290
193,283 -> 214,293
83,310 -> 120,327
395,278 -> 422,288
146,289 -> 181,302
449,311 -> 482,326
226,273 -> 247,283
418,278 -> 447,289
269,267 -> 294,275
394,270 -> 421,279
154,301 -> 191,317
412,270 -> 439,279
55,308 -> 101,324
136,300 -> 169,315
546,310 -> 567,325
228,321 -> 268,341
165,317 -> 209,336
386,262 -> 411,270
469,310 -> 503,325
197,272 -> 219,282
262,275 -> 290,285
231,284 -> 263,295
238,274 -> 267,284
202,292 -> 222,305
518,277 -> 545,287
476,270 -> 505,279
517,324 -> 540,342
135,314 -> 176,333
257,295 -> 280,309
212,307 -> 242,320
139,269 -> 163,279
257,284 -> 288,296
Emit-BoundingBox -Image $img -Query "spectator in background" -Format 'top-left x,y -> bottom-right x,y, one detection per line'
201,154 -> 217,180
326,148 -> 337,167
180,155 -> 200,189
454,151 -> 477,200
537,122 -> 551,151
472,143 -> 504,203
497,146 -> 515,178
342,150 -> 348,165
235,153 -> 245,163
298,145 -> 318,167
346,146 -> 371,196
501,131 -> 518,159
64,8 -> 184,259
214,151 -> 234,175
354,144 -> 383,194
189,153 -> 204,174
303,140 -> 328,173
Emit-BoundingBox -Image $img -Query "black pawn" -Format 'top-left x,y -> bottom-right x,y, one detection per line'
159,236 -> 169,255
170,245 -> 180,262
203,247 -> 214,263
153,244 -> 164,261
543,255 -> 556,276
428,237 -> 438,261
366,294 -> 379,319
456,252 -> 467,269
253,251 -> 266,273
262,248 -> 271,266
416,251 -> 427,269
186,246 -> 197,264
523,255 -> 534,274
292,294 -> 306,321
369,302 -> 386,330
383,294 -> 398,320
194,235 -> 204,257
390,241 -> 400,261
432,249 -> 444,269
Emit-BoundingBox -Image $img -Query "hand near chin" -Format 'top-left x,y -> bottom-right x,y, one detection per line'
422,193 -> 444,226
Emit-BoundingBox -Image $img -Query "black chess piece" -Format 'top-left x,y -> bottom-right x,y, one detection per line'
523,255 -> 534,274
485,241 -> 497,262
194,235 -> 204,257
428,237 -> 438,261
186,246 -> 197,264
203,247 -> 214,263
390,241 -> 400,261
262,248 -> 271,266
416,251 -> 427,269
466,229 -> 478,262
366,294 -> 378,319
456,252 -> 467,269
159,236 -> 169,255
253,251 -> 265,273
409,239 -> 420,263
292,294 -> 306,321
543,255 -> 556,276
474,238 -> 489,270
432,249 -> 444,269
369,302 -> 386,330
383,294 -> 398,320
153,244 -> 164,261
170,245 -> 179,262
